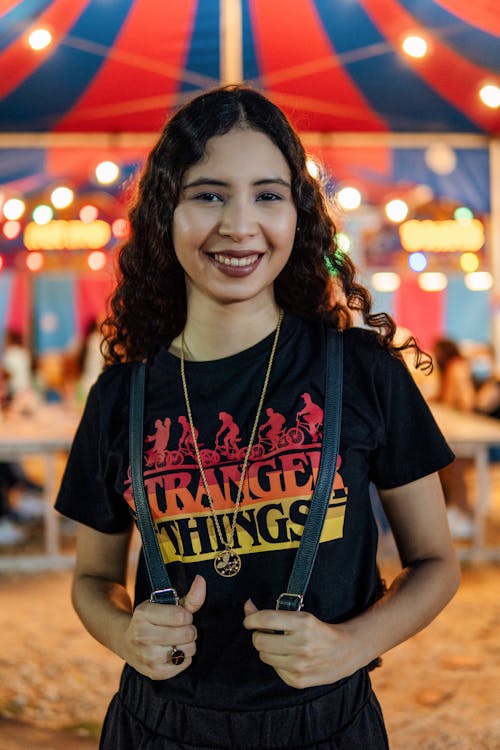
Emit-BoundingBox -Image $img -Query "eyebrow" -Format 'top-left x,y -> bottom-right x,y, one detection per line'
182,177 -> 292,189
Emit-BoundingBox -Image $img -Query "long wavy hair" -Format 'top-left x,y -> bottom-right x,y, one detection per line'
104,84 -> 429,370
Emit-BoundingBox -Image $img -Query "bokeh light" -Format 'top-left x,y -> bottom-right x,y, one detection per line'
335,232 -> 351,253
2,220 -> 22,239
336,187 -> 361,211
51,186 -> 74,209
28,28 -> 52,50
112,218 -> 130,238
26,251 -> 44,271
418,272 -> 448,292
306,157 -> 321,180
408,252 -> 427,272
460,252 -> 479,273
3,198 -> 25,220
479,84 -> 500,109
371,272 -> 401,293
464,271 -> 493,291
385,199 -> 409,223
32,205 -> 53,225
402,35 -> 427,58
87,250 -> 107,271
95,161 -> 120,184
80,205 -> 99,223
454,206 -> 474,221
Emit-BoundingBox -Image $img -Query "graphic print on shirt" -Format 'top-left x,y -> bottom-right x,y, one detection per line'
124,393 -> 348,564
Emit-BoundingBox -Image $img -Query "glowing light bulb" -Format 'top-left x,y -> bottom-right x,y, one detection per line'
479,84 -> 500,109
408,252 -> 427,272
464,272 -> 493,291
95,161 -> 120,184
371,272 -> 401,293
28,28 -> 52,51
51,186 -> 74,209
3,198 -> 25,220
80,205 -> 99,223
87,250 -> 107,271
402,35 -> 427,58
2,221 -> 21,239
112,218 -> 130,238
418,272 -> 448,292
26,252 -> 44,271
385,199 -> 409,223
32,205 -> 53,225
454,206 -> 473,222
336,187 -> 361,211
460,253 -> 479,273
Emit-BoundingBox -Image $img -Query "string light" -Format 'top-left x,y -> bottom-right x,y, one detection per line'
418,272 -> 448,292
402,35 -> 427,58
51,186 -> 74,209
80,205 -> 99,223
3,198 -> 25,220
464,272 -> 493,291
88,250 -> 107,271
336,187 -> 361,211
371,272 -> 401,293
385,199 -> 408,223
32,205 -> 53,225
408,252 -> 427,272
26,252 -> 44,271
2,221 -> 21,239
479,84 -> 500,109
111,218 -> 130,238
95,161 -> 120,184
460,252 -> 479,273
28,28 -> 52,50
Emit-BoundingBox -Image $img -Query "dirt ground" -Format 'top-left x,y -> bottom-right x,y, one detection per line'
0,553 -> 499,750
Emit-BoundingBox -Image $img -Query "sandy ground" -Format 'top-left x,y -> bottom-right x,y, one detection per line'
0,552 -> 499,750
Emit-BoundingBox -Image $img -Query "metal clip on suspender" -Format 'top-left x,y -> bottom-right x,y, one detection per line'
129,362 -> 179,605
276,327 -> 343,612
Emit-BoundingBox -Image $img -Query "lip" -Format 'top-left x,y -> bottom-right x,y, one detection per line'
206,250 -> 264,277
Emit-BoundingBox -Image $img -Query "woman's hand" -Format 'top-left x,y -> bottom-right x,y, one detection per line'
243,600 -> 357,689
121,575 -> 206,680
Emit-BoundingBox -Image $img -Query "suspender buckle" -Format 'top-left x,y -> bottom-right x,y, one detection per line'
276,593 -> 304,611
150,588 -> 179,605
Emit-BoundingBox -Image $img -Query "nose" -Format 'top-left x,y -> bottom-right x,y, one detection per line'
218,196 -> 258,241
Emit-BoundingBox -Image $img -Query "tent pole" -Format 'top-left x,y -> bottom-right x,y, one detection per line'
490,140 -> 500,371
220,0 -> 243,84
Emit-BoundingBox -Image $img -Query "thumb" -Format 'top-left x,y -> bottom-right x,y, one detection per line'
244,598 -> 258,617
180,574 -> 206,614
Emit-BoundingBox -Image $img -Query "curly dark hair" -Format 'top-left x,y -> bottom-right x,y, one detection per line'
104,84 -> 429,370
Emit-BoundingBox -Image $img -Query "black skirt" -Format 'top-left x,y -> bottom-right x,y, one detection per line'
99,665 -> 389,750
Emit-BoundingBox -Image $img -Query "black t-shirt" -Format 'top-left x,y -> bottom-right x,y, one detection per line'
56,314 -> 453,710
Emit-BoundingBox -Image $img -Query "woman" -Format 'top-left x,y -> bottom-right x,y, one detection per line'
56,86 -> 460,749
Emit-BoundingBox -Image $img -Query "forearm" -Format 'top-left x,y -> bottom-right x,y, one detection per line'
72,574 -> 133,661
343,553 -> 460,670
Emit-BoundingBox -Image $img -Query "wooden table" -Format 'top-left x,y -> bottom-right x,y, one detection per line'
430,404 -> 500,560
0,404 -> 80,571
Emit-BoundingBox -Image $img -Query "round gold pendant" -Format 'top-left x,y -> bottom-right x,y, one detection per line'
214,549 -> 241,577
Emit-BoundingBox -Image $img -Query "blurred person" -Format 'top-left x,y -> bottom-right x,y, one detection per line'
1,329 -> 32,396
77,318 -> 106,396
433,338 -> 475,538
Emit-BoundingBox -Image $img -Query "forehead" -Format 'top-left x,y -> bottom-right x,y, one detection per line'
183,127 -> 291,181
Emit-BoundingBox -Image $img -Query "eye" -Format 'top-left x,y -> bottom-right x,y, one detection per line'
257,192 -> 282,202
193,192 -> 223,203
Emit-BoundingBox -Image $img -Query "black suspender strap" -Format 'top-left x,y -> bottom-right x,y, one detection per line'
129,362 -> 179,605
129,325 -> 343,611
276,328 -> 343,611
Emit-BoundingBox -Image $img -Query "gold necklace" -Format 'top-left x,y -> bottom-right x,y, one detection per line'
180,311 -> 283,577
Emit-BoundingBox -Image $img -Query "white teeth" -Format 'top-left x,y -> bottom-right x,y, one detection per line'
213,253 -> 259,268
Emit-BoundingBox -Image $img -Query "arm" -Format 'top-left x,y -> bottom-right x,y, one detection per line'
72,523 -> 206,680
244,472 -> 460,689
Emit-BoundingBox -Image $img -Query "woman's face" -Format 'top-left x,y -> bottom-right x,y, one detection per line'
172,127 -> 297,310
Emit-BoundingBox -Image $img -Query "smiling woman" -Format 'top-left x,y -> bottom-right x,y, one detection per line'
55,85 -> 460,750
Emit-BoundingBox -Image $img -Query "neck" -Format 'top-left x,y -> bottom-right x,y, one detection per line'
171,299 -> 282,361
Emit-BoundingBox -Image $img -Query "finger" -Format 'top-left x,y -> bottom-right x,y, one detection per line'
252,631 -> 294,656
180,574 -> 207,614
244,598 -> 258,617
136,600 -> 192,627
244,608 -> 302,633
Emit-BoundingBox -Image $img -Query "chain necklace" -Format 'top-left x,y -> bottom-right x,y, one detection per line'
180,311 -> 283,577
